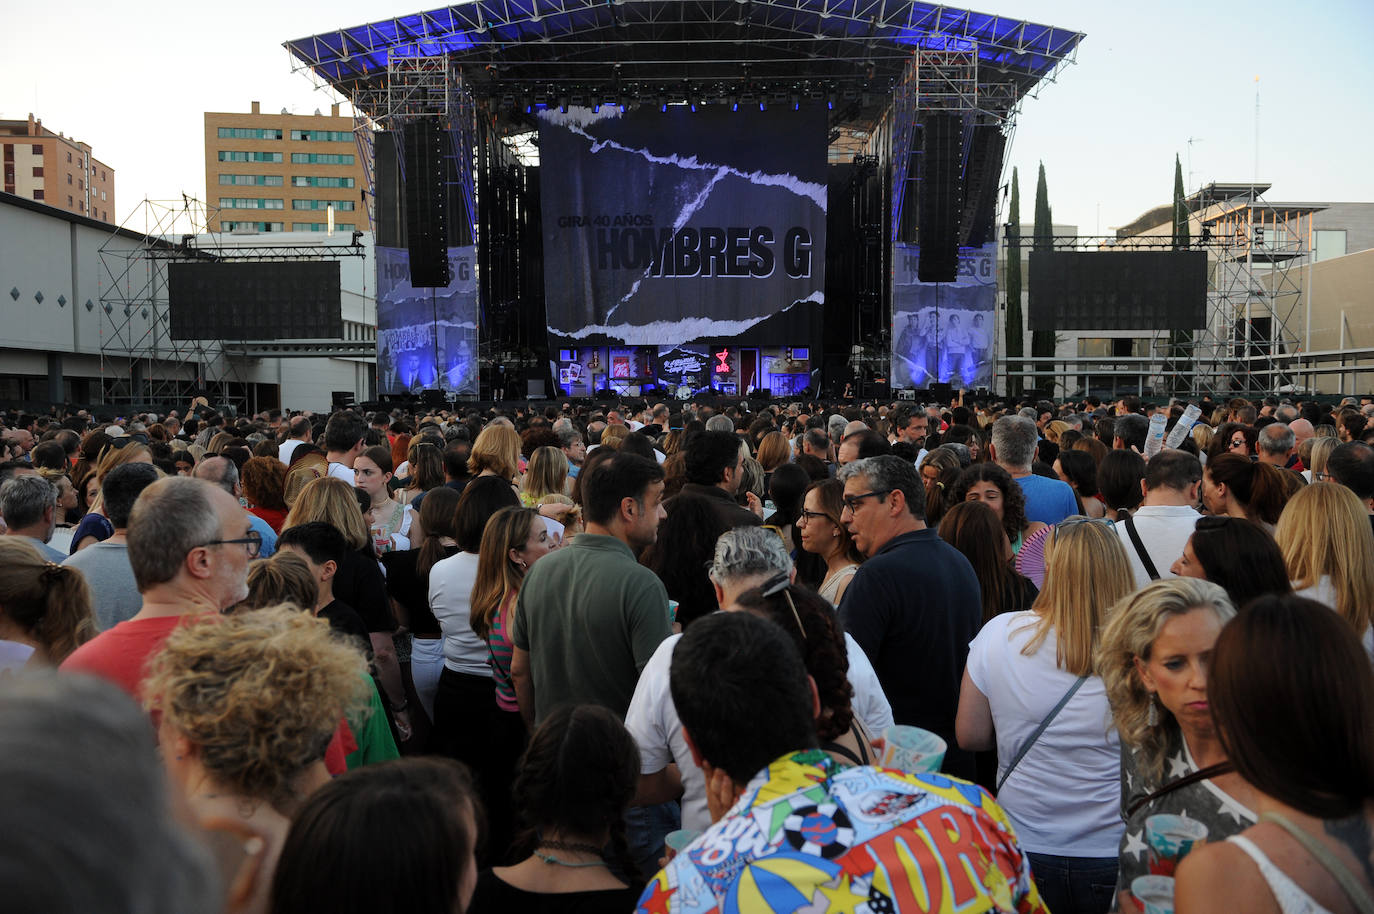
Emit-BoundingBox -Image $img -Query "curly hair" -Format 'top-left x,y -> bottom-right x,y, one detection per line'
240,456 -> 287,511
144,605 -> 369,810
733,579 -> 854,741
1097,578 -> 1235,782
950,462 -> 1031,541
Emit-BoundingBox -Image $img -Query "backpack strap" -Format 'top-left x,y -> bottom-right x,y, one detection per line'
1124,514 -> 1161,581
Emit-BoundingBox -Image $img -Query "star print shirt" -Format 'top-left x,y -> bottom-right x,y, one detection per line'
637,749 -> 1048,914
1117,724 -> 1256,892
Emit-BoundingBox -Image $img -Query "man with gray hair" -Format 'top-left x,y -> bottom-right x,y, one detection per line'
192,456 -> 277,558
61,477 -> 259,699
704,414 -> 735,434
625,526 -> 892,835
0,475 -> 63,562
1257,422 -> 1297,470
836,455 -> 981,778
989,414 -> 1078,526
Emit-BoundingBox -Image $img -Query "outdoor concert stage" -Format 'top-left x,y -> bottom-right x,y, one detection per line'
285,1 -> 1082,401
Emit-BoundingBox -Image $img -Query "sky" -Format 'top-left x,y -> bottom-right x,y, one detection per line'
4,0 -> 1372,237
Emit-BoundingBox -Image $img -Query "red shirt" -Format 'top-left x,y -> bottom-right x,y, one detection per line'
61,612 -> 354,774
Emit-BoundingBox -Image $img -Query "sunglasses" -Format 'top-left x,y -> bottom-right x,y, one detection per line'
760,572 -> 806,641
1053,515 -> 1116,536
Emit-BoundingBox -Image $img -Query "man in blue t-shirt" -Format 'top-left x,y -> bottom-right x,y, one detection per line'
990,415 -> 1078,526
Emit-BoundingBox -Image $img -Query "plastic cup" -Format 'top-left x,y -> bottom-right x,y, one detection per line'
667,600 -> 679,623
1145,814 -> 1208,877
1131,875 -> 1175,914
879,725 -> 947,773
663,829 -> 700,862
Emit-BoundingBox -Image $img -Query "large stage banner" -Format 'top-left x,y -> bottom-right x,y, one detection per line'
536,104 -> 827,349
376,246 -> 479,396
891,243 -> 997,390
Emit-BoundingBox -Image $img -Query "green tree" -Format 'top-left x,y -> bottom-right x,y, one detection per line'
1168,154 -> 1193,394
1005,168 -> 1023,397
1031,162 -> 1056,392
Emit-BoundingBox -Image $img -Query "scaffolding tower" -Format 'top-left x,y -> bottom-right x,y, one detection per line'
1185,182 -> 1317,396
97,198 -> 247,407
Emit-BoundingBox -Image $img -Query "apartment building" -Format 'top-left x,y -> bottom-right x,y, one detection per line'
204,101 -> 369,233
0,114 -> 115,222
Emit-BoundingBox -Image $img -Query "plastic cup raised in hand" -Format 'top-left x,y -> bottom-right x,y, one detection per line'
879,725 -> 946,773
1145,814 -> 1208,877
1131,875 -> 1175,914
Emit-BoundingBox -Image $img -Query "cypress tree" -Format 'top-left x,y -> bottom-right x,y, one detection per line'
1005,168 -> 1023,397
1169,154 -> 1192,393
1031,162 -> 1055,392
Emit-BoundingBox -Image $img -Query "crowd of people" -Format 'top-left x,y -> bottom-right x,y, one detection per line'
0,390 -> 1371,914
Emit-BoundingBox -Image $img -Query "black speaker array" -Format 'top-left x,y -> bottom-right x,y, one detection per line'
402,118 -> 451,288
917,113 -> 965,284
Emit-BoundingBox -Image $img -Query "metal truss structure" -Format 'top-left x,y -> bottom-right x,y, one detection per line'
998,217 -> 1314,399
97,198 -> 241,406
98,199 -> 370,407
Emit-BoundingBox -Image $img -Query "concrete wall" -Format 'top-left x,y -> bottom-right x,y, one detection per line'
0,193 -> 375,411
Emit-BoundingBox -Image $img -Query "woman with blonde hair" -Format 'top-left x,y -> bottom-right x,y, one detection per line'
755,431 -> 791,474
956,518 -> 1135,913
519,446 -> 569,505
1044,419 -> 1071,446
468,424 -> 522,483
1098,578 -> 1252,911
469,505 -> 554,863
0,539 -> 95,669
1275,482 -> 1374,657
597,424 -> 630,451
145,605 -> 371,914
918,447 -> 962,493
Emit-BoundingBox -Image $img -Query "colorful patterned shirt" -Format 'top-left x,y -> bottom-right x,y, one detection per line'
488,591 -> 518,712
637,749 -> 1047,914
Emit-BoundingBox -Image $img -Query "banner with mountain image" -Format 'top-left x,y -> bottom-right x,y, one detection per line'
536,104 -> 826,349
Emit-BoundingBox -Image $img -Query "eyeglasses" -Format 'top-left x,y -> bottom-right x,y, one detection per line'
841,489 -> 892,512
797,509 -> 830,525
1314,471 -> 1332,482
1229,438 -> 1247,447
760,572 -> 806,641
198,529 -> 263,558
1053,515 -> 1116,536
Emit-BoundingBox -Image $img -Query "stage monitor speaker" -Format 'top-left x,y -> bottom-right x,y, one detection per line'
917,113 -> 965,283
402,119 -> 451,288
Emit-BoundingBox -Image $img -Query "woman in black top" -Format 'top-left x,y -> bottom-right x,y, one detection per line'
381,485 -> 462,727
468,705 -> 643,913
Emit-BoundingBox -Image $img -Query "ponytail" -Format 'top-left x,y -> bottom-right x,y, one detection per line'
1208,453 -> 1289,526
0,540 -> 95,664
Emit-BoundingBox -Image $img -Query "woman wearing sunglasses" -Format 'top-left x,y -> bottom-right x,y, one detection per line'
956,516 -> 1135,914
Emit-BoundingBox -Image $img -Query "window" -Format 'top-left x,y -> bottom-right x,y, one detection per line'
67,173 -> 72,184
290,129 -> 351,142
1077,338 -> 1152,358
291,199 -> 355,211
101,170 -> 106,181
67,195 -> 73,206
1315,229 -> 1347,263
222,221 -> 285,232
219,198 -> 285,210
219,174 -> 283,186
218,151 -> 283,163
101,191 -> 107,200
32,189 -> 43,200
217,127 -> 283,140
67,151 -> 72,162
32,166 -> 42,177
78,179 -> 83,190
290,153 -> 354,165
293,222 -> 357,232
31,144 -> 42,155
292,175 -> 355,188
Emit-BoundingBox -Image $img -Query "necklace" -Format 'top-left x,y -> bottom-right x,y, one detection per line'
533,839 -> 608,869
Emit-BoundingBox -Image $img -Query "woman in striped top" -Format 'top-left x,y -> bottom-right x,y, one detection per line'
470,506 -> 555,862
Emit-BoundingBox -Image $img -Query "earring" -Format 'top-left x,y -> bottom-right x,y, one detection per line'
1147,694 -> 1159,727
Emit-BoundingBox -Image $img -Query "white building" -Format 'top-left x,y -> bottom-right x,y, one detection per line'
0,192 -> 376,413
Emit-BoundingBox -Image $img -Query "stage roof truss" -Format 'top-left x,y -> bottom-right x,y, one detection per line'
286,1 -> 1083,132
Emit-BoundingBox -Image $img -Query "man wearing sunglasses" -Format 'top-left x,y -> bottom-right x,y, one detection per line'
835,455 -> 981,779
62,477 -> 257,700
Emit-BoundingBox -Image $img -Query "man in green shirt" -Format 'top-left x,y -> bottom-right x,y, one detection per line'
511,451 -> 671,725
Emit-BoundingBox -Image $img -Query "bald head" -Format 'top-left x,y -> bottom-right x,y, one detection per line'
1290,418 -> 1315,443
192,455 -> 239,496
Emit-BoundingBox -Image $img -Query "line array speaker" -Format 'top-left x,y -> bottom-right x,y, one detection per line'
917,113 -> 965,283
402,118 -> 451,287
